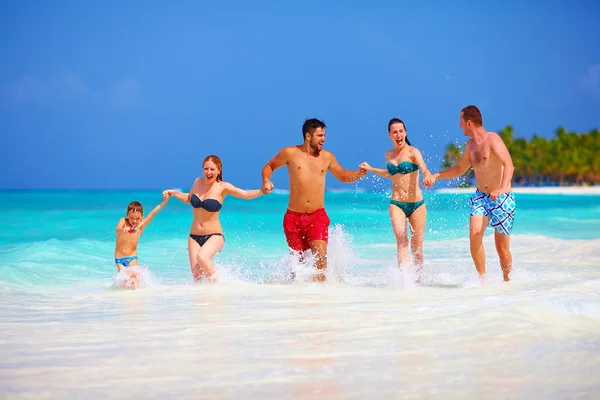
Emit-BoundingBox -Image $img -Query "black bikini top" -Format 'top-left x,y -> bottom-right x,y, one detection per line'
191,194 -> 222,212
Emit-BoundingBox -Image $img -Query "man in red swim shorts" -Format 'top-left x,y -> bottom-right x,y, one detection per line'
283,208 -> 330,254
261,118 -> 367,282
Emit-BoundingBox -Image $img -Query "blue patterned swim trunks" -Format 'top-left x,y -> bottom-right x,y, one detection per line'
469,190 -> 516,235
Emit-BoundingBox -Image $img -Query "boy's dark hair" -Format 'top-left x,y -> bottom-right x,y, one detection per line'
388,118 -> 411,146
127,201 -> 143,214
302,118 -> 326,140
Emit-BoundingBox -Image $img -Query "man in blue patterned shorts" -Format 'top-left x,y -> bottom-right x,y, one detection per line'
424,105 -> 516,282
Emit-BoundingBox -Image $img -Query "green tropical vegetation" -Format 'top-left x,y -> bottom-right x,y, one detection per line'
441,126 -> 600,186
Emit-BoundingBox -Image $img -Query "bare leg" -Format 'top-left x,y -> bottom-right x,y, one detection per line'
188,237 -> 202,281
389,205 -> 409,268
494,231 -> 512,281
469,215 -> 489,283
309,240 -> 328,283
289,252 -> 300,282
195,235 -> 225,283
188,236 -> 225,283
284,220 -> 303,282
116,259 -> 141,289
408,204 -> 427,280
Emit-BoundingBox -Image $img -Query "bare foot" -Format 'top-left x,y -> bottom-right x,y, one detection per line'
313,270 -> 326,283
193,263 -> 218,283
415,265 -> 424,284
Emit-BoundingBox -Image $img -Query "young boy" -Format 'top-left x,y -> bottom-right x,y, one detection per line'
114,195 -> 169,272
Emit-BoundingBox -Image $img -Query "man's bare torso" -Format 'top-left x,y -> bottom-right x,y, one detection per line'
287,146 -> 330,213
468,134 -> 511,194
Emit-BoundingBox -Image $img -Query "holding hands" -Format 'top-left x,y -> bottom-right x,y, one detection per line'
359,162 -> 372,173
262,180 -> 274,194
422,173 -> 438,188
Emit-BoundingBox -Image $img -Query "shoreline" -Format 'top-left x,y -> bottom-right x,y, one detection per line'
1,186 -> 600,195
436,186 -> 600,195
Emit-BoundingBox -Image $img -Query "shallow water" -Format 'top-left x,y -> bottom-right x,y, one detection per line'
1,190 -> 599,398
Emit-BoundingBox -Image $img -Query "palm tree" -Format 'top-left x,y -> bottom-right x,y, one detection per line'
440,125 -> 600,186
442,143 -> 462,169
441,143 -> 474,186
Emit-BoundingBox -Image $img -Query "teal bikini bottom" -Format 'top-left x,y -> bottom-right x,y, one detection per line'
390,199 -> 425,218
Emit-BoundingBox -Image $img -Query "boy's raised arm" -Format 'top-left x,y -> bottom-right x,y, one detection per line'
139,197 -> 169,231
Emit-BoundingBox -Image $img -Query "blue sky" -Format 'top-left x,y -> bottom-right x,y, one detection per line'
1,1 -> 599,189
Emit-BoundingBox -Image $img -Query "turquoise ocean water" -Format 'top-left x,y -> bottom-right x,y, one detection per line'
2,189 -> 600,398
1,189 -> 599,290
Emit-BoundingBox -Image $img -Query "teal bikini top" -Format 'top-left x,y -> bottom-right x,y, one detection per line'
387,161 -> 419,175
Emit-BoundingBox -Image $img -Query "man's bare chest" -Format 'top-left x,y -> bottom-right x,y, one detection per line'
469,144 -> 491,167
289,158 -> 328,176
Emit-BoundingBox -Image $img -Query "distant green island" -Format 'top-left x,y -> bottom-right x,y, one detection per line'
442,126 -> 600,187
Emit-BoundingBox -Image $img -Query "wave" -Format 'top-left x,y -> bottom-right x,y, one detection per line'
266,187 -> 368,194
326,187 -> 367,194
1,229 -> 600,293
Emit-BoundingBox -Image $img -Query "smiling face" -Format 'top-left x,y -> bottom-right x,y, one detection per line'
203,160 -> 220,183
125,202 -> 143,228
126,210 -> 143,228
388,122 -> 407,148
202,155 -> 223,182
307,127 -> 326,153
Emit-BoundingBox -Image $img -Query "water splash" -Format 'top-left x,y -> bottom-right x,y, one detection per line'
111,265 -> 160,290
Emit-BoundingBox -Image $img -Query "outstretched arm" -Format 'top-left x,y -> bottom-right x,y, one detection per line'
329,153 -> 367,183
223,182 -> 263,200
139,197 -> 169,231
489,134 -> 514,200
261,147 -> 292,193
424,143 -> 471,187
359,162 -> 391,179
411,148 -> 433,182
115,218 -> 128,235
164,179 -> 199,204
165,190 -> 191,203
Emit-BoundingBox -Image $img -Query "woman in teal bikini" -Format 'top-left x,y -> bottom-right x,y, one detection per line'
360,118 -> 433,278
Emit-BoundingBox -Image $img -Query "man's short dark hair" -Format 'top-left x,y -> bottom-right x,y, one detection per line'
302,118 -> 326,140
461,105 -> 483,126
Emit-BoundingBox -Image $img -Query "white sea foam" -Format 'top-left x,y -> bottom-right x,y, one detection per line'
2,226 -> 600,398
111,265 -> 161,290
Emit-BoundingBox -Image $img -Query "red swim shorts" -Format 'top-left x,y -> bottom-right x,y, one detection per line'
283,208 -> 331,253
